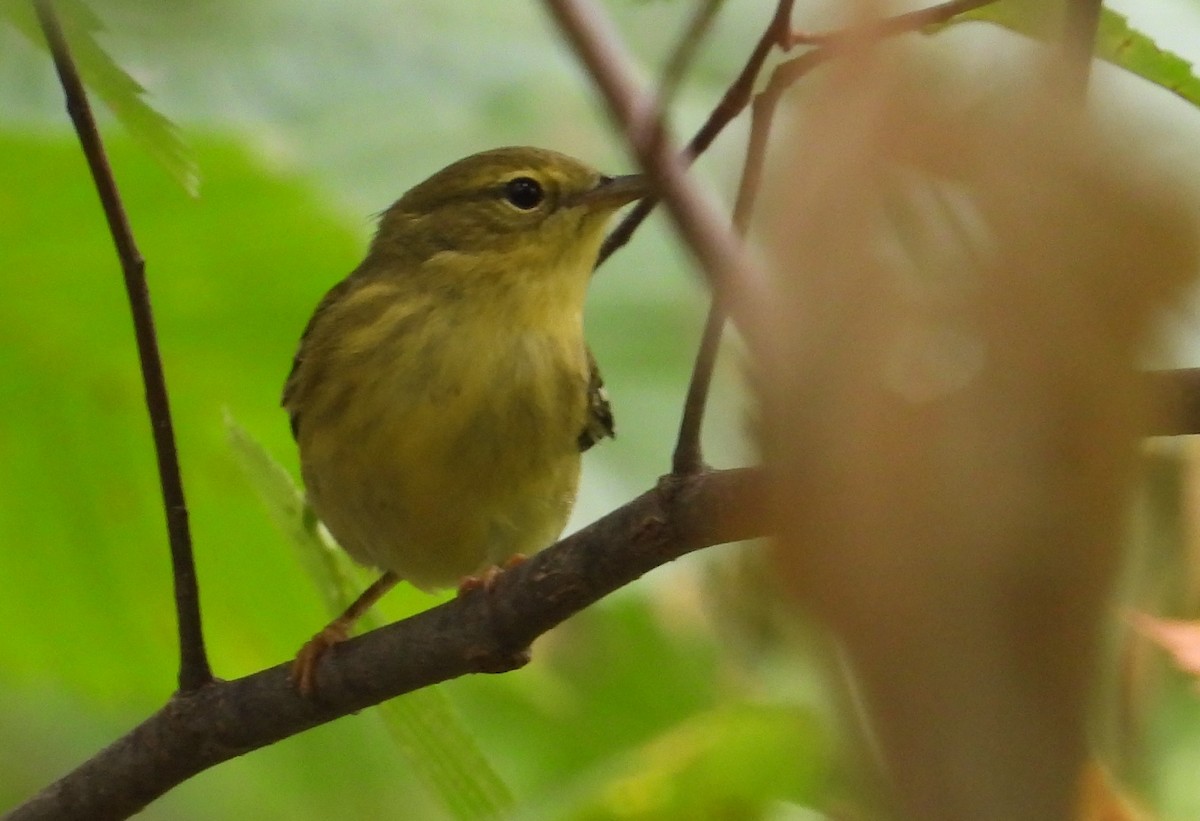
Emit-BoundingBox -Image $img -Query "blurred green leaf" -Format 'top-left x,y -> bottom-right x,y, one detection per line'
1093,8 -> 1200,107
510,702 -> 830,821
954,3 -> 1200,108
2,0 -> 199,194
227,416 -> 514,820
0,128 -> 436,818
225,413 -> 349,609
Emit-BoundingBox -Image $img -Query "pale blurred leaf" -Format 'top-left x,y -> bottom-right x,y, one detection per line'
2,0 -> 199,194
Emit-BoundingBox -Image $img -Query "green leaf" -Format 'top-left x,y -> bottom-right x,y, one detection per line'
224,413 -> 351,609
1093,8 -> 1200,107
225,416 -> 514,820
508,702 -> 831,821
952,3 -> 1200,109
379,689 -> 517,820
2,0 -> 199,195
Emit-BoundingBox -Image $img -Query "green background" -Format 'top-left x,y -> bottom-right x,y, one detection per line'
4,0 -> 1200,818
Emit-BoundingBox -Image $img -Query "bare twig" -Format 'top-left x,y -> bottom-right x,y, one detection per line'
596,0 -> 1001,472
672,76 -> 783,475
598,0 -> 794,265
33,0 -> 211,692
672,304 -> 725,475
598,0 -> 1002,267
4,468 -> 766,821
545,0 -> 768,352
657,0 -> 726,107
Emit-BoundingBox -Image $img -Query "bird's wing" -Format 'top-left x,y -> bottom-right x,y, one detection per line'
578,346 -> 615,452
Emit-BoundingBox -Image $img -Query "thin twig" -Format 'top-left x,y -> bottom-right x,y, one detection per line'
597,0 -> 1001,267
33,0 -> 211,693
598,0 -> 794,265
672,73 -> 784,475
657,0 -> 726,107
662,0 -> 787,476
672,305 -> 724,474
545,0 -> 769,353
4,467 -> 766,821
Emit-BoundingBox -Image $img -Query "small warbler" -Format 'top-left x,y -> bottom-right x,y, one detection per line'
283,146 -> 646,693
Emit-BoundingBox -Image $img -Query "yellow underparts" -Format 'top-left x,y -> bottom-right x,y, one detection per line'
295,239 -> 601,590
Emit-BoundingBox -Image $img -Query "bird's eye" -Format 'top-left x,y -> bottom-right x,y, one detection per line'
504,177 -> 544,210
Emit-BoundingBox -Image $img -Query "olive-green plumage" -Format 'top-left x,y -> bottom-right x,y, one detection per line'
283,147 -> 641,591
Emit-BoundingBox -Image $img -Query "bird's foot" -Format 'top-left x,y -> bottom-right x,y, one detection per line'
457,554 -> 528,595
291,622 -> 350,697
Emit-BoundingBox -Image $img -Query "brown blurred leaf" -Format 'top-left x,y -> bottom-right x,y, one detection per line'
759,25 -> 1199,821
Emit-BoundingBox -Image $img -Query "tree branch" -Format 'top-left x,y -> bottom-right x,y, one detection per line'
1062,0 -> 1102,95
672,71 -> 782,475
3,468 -> 766,821
33,0 -> 211,692
598,0 -> 794,265
655,0 -> 726,109
14,2 -> 1195,818
544,0 -> 768,356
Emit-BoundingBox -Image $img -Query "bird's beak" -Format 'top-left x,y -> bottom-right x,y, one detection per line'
579,174 -> 649,210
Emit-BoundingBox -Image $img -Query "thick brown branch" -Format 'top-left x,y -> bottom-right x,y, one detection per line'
33,0 -> 211,691
3,468 -> 766,821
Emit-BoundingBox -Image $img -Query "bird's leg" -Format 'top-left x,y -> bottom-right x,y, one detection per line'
457,553 -> 528,595
292,570 -> 400,696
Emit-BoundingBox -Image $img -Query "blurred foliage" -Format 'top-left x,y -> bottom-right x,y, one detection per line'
7,0 -> 1200,819
1,0 -> 198,193
228,418 -> 515,819
959,2 -> 1200,106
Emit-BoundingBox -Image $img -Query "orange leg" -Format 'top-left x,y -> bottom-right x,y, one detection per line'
292,570 -> 400,696
457,554 -> 528,595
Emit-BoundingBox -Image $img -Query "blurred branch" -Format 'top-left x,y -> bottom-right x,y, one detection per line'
598,0 -> 793,265
789,0 -> 997,47
3,468 -> 765,821
598,0 -> 1000,267
32,0 -> 211,693
1063,0 -> 1103,94
672,69 -> 783,475
595,0 -> 1009,478
544,0 -> 768,355
656,0 -> 726,107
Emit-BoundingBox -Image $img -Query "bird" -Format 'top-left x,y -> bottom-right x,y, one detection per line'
282,146 -> 646,694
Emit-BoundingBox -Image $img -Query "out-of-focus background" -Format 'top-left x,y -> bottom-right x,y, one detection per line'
4,1 -> 1200,818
